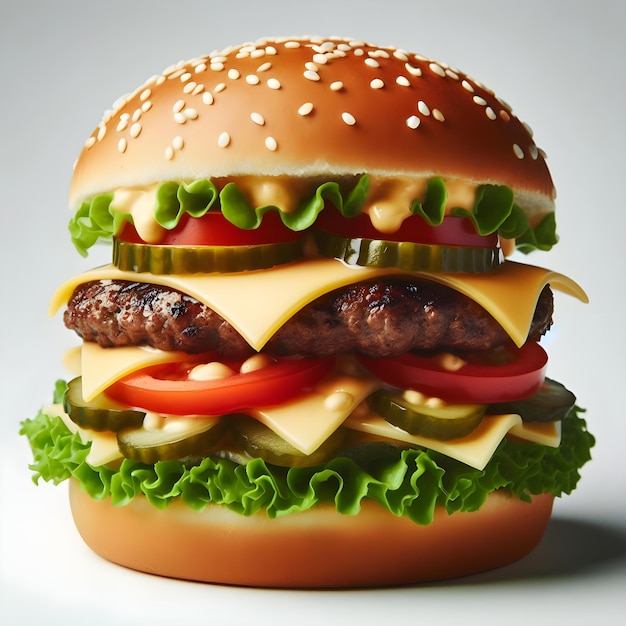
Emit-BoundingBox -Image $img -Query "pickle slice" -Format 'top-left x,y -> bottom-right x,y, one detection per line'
232,415 -> 346,467
367,390 -> 485,440
117,416 -> 226,463
486,377 -> 576,423
315,231 -> 502,273
113,238 -> 305,274
64,377 -> 145,432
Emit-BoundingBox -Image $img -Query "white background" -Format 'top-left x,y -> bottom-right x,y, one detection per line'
1,1 -> 625,624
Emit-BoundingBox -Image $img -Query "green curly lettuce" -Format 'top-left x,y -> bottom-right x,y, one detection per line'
68,175 -> 557,256
20,385 -> 594,525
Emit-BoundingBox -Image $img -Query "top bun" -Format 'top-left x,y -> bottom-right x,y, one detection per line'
70,36 -> 555,218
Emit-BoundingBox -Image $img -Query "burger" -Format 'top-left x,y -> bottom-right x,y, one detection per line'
21,36 -> 594,587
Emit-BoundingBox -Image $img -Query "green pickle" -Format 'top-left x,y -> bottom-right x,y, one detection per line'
117,417 -> 226,463
113,238 -> 305,274
486,377 -> 577,423
232,415 -> 346,467
64,377 -> 145,432
368,389 -> 485,440
315,231 -> 502,273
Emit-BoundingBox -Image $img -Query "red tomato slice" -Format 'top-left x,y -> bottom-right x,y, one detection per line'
118,211 -> 303,246
107,356 -> 334,416
315,209 -> 498,248
357,343 -> 547,404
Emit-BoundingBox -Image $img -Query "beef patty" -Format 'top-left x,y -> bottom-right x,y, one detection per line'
64,278 -> 553,359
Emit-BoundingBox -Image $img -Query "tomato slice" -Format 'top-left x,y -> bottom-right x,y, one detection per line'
357,343 -> 547,404
315,209 -> 498,248
119,211 -> 303,246
107,356 -> 334,416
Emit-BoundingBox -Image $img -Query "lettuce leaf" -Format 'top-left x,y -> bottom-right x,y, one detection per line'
68,176 -> 557,256
20,391 -> 594,525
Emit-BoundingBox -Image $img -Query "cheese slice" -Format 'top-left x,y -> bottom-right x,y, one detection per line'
251,375 -> 379,455
49,259 -> 587,351
344,411 -> 561,470
80,342 -> 190,401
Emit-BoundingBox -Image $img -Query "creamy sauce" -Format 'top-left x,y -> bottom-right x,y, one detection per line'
109,175 -> 479,241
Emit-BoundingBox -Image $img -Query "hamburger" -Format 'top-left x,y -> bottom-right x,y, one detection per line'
21,36 -> 594,587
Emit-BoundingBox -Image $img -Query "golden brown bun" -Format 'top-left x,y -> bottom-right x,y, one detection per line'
69,479 -> 554,587
70,36 -> 554,220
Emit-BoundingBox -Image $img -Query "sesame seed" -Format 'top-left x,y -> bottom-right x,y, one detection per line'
473,95 -> 487,106
445,69 -> 459,80
364,58 -> 380,68
165,146 -> 174,160
132,108 -> 142,122
251,49 -> 265,59
130,122 -> 142,138
265,46 -> 277,55
118,138 -> 127,153
172,135 -> 184,150
191,84 -> 204,95
513,144 -> 524,159
353,48 -> 364,56
313,54 -> 328,65
330,81 -> 344,91
284,41 -> 301,48
246,74 -> 260,85
538,147 -> 547,159
194,62 -> 207,73
141,100 -> 153,112
417,100 -> 430,116
406,115 -> 420,129
202,92 -> 214,105
529,144 -> 539,160
214,83 -> 226,93
523,122 -> 535,137
183,81 -> 197,93
433,108 -> 445,122
304,70 -> 320,81
265,136 -> 278,151
370,78 -> 384,89
257,62 -> 272,72
218,131 -> 231,148
298,102 -> 314,116
485,107 -> 497,120
499,110 -> 511,122
85,136 -> 96,148
305,61 -> 319,72
116,117 -> 129,132
97,125 -> 106,141
405,63 -> 422,76
173,100 -> 185,113
251,112 -> 265,125
180,72 -> 192,83
396,76 -> 411,87
184,108 -> 198,120
342,112 -> 356,126
461,80 -> 474,93
174,112 -> 186,124
266,78 -> 281,89
140,88 -> 151,101
228,69 -> 240,80
429,62 -> 446,77
393,50 -> 409,61
210,62 -> 225,71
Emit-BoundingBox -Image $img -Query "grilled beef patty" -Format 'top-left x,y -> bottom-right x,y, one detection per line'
64,278 -> 553,359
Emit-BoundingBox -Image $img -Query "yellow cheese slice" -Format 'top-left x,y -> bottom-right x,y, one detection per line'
509,420 -> 561,447
251,375 -> 379,455
49,259 -> 587,351
344,412 -> 524,470
80,341 -> 190,401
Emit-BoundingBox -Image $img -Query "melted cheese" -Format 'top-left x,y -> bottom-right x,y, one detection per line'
50,259 -> 587,352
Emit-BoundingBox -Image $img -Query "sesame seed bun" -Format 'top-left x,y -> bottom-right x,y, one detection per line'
69,479 -> 554,587
70,36 -> 554,222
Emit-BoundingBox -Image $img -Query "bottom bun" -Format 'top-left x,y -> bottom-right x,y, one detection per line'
69,478 -> 554,588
